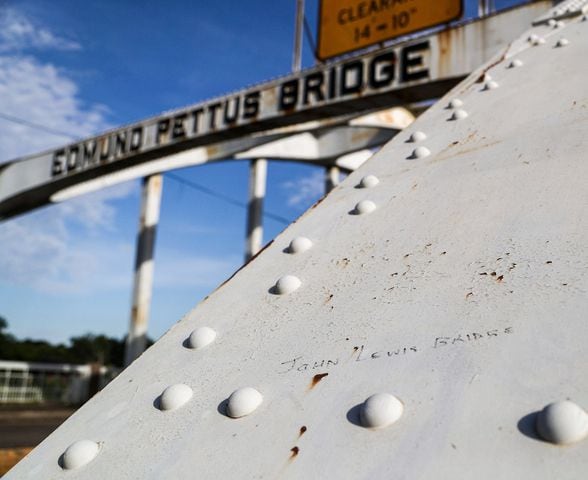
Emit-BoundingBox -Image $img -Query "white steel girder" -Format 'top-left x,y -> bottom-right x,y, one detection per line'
7,2 -> 588,479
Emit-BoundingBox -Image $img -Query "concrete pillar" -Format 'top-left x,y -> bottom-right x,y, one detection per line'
244,159 -> 267,263
124,174 -> 163,367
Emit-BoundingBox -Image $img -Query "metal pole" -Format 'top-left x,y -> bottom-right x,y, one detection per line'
325,165 -> 340,194
244,159 -> 267,263
124,174 -> 163,367
292,0 -> 304,72
478,0 -> 495,17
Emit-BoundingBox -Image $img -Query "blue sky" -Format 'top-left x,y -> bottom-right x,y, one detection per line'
0,0 -> 329,344
0,0 -> 520,345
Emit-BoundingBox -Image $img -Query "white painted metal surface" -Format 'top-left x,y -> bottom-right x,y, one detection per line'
8,1 -> 588,478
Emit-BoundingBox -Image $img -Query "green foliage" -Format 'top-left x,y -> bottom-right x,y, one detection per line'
0,317 -> 151,368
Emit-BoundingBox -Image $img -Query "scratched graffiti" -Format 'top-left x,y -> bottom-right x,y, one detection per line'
278,326 -> 513,374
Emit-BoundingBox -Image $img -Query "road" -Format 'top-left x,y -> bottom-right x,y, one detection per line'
0,406 -> 74,475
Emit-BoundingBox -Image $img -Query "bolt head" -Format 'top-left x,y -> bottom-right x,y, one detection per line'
451,109 -> 468,120
187,327 -> 217,350
508,59 -> 523,68
354,200 -> 376,215
448,98 -> 463,109
274,275 -> 301,294
359,175 -> 380,188
484,80 -> 499,91
360,393 -> 404,429
409,131 -> 427,142
61,440 -> 100,470
288,236 -> 313,254
556,38 -> 569,47
536,400 -> 588,445
159,384 -> 193,411
533,36 -> 546,46
227,387 -> 263,418
411,146 -> 431,159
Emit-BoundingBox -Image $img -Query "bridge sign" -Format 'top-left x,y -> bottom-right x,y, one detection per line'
317,0 -> 463,60
0,2 -> 550,221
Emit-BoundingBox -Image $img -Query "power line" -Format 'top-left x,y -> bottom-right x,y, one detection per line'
0,111 -> 79,140
164,171 -> 291,226
303,15 -> 322,64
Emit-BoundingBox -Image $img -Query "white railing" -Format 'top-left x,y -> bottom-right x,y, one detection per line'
0,360 -> 117,405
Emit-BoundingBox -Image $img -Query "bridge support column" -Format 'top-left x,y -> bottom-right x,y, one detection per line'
124,174 -> 163,367
325,165 -> 340,193
244,159 -> 267,263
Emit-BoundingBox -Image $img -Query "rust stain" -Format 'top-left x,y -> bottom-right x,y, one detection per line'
299,426 -> 307,437
289,446 -> 300,459
309,373 -> 328,389
205,144 -> 219,157
350,129 -> 373,143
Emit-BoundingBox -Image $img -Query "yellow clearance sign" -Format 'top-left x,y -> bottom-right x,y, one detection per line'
318,0 -> 462,59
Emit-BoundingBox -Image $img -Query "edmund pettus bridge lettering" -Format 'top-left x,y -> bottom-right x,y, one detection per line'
50,40 -> 430,178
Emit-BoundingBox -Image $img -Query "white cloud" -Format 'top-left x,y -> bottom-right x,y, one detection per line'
0,6 -> 108,162
281,170 -> 326,208
0,8 -> 238,300
0,55 -> 110,161
0,8 -> 81,53
0,7 -> 131,294
0,182 -> 138,294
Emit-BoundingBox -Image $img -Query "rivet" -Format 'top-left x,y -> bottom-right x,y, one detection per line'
409,131 -> 427,142
482,72 -> 492,82
288,236 -> 313,253
536,401 -> 588,445
450,109 -> 468,120
508,58 -> 523,68
448,98 -> 463,109
61,440 -> 100,470
555,20 -> 565,29
556,38 -> 569,47
532,36 -> 546,46
354,200 -> 376,215
483,80 -> 499,90
358,175 -> 380,188
274,275 -> 301,294
547,18 -> 556,27
187,327 -> 216,350
411,146 -> 431,159
360,393 -> 404,429
159,384 -> 193,411
227,387 -> 263,418
528,33 -> 539,43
